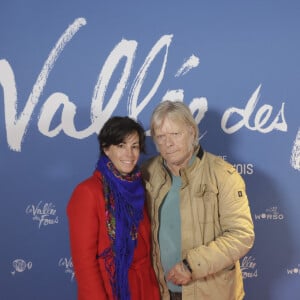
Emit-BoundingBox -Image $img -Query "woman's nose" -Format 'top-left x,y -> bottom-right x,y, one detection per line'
125,147 -> 134,156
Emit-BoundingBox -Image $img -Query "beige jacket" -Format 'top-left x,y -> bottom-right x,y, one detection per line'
141,147 -> 255,300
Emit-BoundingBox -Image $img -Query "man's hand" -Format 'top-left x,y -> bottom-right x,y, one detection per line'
166,262 -> 192,286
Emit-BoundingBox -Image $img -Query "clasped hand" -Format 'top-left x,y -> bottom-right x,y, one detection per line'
166,262 -> 192,286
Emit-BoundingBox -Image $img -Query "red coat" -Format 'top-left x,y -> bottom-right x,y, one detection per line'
67,170 -> 160,300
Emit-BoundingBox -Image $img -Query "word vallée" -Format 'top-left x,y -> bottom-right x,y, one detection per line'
0,18 -> 288,153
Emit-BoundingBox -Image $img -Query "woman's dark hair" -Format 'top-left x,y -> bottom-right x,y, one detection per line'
98,116 -> 146,154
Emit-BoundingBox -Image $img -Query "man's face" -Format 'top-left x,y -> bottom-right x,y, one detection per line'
154,117 -> 195,169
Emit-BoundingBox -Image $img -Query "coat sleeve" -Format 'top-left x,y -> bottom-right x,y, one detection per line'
186,165 -> 255,279
67,182 -> 108,300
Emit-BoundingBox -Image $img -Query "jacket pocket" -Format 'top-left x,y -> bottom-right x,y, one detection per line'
195,266 -> 237,299
194,184 -> 221,244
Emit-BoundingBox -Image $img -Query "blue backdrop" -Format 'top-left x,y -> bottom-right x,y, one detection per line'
1,1 -> 300,299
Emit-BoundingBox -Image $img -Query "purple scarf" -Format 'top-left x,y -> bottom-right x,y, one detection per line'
96,154 -> 144,300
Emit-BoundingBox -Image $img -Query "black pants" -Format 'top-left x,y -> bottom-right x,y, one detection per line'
169,290 -> 182,300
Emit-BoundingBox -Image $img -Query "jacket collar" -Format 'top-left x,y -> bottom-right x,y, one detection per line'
178,145 -> 204,188
197,145 -> 204,160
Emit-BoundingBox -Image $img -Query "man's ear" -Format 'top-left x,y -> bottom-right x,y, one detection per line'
189,126 -> 196,138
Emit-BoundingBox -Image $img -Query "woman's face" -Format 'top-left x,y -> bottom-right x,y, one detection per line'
104,132 -> 140,175
154,117 -> 195,170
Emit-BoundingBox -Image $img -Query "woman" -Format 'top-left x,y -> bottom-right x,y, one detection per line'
67,116 -> 160,300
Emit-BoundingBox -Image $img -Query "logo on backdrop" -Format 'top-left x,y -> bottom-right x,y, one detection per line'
254,206 -> 284,221
0,17 -> 293,169
241,255 -> 258,279
233,163 -> 254,175
287,264 -> 300,276
11,259 -> 32,275
290,128 -> 300,171
25,201 -> 59,228
220,156 -> 254,175
59,257 -> 75,281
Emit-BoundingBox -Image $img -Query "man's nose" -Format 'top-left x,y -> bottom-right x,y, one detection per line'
165,134 -> 174,145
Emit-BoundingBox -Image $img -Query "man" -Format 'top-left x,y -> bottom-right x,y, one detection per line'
142,101 -> 254,300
